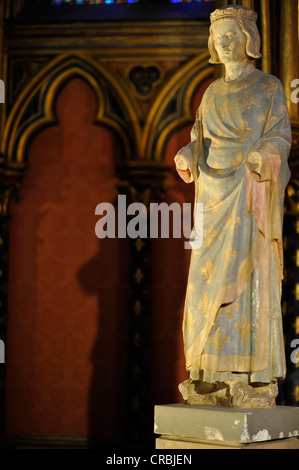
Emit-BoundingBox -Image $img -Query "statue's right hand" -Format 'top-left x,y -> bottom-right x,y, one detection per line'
177,169 -> 193,184
174,154 -> 190,171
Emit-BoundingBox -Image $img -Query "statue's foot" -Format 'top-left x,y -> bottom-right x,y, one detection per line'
178,379 -> 228,407
224,380 -> 278,409
178,379 -> 278,409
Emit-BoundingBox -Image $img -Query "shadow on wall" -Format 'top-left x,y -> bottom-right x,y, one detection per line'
76,224 -> 130,447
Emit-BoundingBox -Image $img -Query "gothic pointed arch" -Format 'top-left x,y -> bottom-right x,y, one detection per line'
1,54 -> 141,174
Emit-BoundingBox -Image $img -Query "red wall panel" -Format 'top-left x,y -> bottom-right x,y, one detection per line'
5,78 -> 129,440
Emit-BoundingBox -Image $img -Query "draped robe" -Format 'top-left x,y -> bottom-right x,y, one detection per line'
175,68 -> 292,384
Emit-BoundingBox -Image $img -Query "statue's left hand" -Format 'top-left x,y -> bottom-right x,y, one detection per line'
246,151 -> 263,175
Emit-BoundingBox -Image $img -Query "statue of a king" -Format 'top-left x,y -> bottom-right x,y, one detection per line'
174,5 -> 292,408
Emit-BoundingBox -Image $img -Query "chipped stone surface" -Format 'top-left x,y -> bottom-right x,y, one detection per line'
204,426 -> 224,441
240,415 -> 250,443
252,430 -> 271,442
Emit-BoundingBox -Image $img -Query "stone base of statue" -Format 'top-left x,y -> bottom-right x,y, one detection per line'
178,379 -> 278,408
154,404 -> 299,449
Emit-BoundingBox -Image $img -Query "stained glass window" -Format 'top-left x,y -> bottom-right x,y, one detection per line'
49,0 -> 215,15
51,0 -> 214,4
51,1 -> 139,4
170,1 -> 214,3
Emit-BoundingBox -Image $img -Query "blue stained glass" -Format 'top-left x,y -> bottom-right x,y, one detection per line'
170,0 -> 214,3
52,0 -> 140,4
51,0 -> 214,4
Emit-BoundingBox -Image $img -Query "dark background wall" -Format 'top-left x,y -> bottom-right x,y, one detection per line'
0,0 -> 298,449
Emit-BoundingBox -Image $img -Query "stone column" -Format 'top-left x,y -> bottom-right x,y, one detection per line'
118,162 -> 168,447
280,0 -> 299,122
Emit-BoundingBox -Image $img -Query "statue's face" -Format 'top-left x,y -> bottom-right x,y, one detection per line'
212,20 -> 247,64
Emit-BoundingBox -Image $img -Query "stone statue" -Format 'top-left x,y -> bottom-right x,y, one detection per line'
174,5 -> 292,408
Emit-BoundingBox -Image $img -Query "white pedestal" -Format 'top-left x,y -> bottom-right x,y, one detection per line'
154,404 -> 299,449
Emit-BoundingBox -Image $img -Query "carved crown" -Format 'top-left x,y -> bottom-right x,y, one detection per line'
210,6 -> 258,24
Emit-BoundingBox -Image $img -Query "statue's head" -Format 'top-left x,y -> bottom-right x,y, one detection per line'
208,5 -> 262,64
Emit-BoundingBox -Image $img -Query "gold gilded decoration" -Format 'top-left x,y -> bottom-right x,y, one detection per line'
197,293 -> 212,318
260,0 -> 271,74
199,258 -> 218,284
2,56 -> 140,165
203,96 -> 215,120
258,112 -> 279,133
210,6 -> 258,24
187,310 -> 198,336
223,249 -> 237,265
227,152 -> 243,169
260,78 -> 281,99
134,269 -> 144,284
187,283 -> 195,294
225,303 -> 239,322
226,210 -> 242,234
208,328 -> 230,354
197,181 -> 208,200
234,314 -> 252,342
0,184 -> 20,217
135,237 -> 145,252
216,99 -> 233,119
206,193 -> 224,216
204,226 -> 221,247
133,301 -> 143,316
4,51 -> 212,166
235,119 -> 255,143
212,161 -> 225,176
237,92 -> 259,113
279,0 -> 299,121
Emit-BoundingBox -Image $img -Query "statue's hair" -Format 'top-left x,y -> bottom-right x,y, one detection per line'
208,18 -> 262,64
